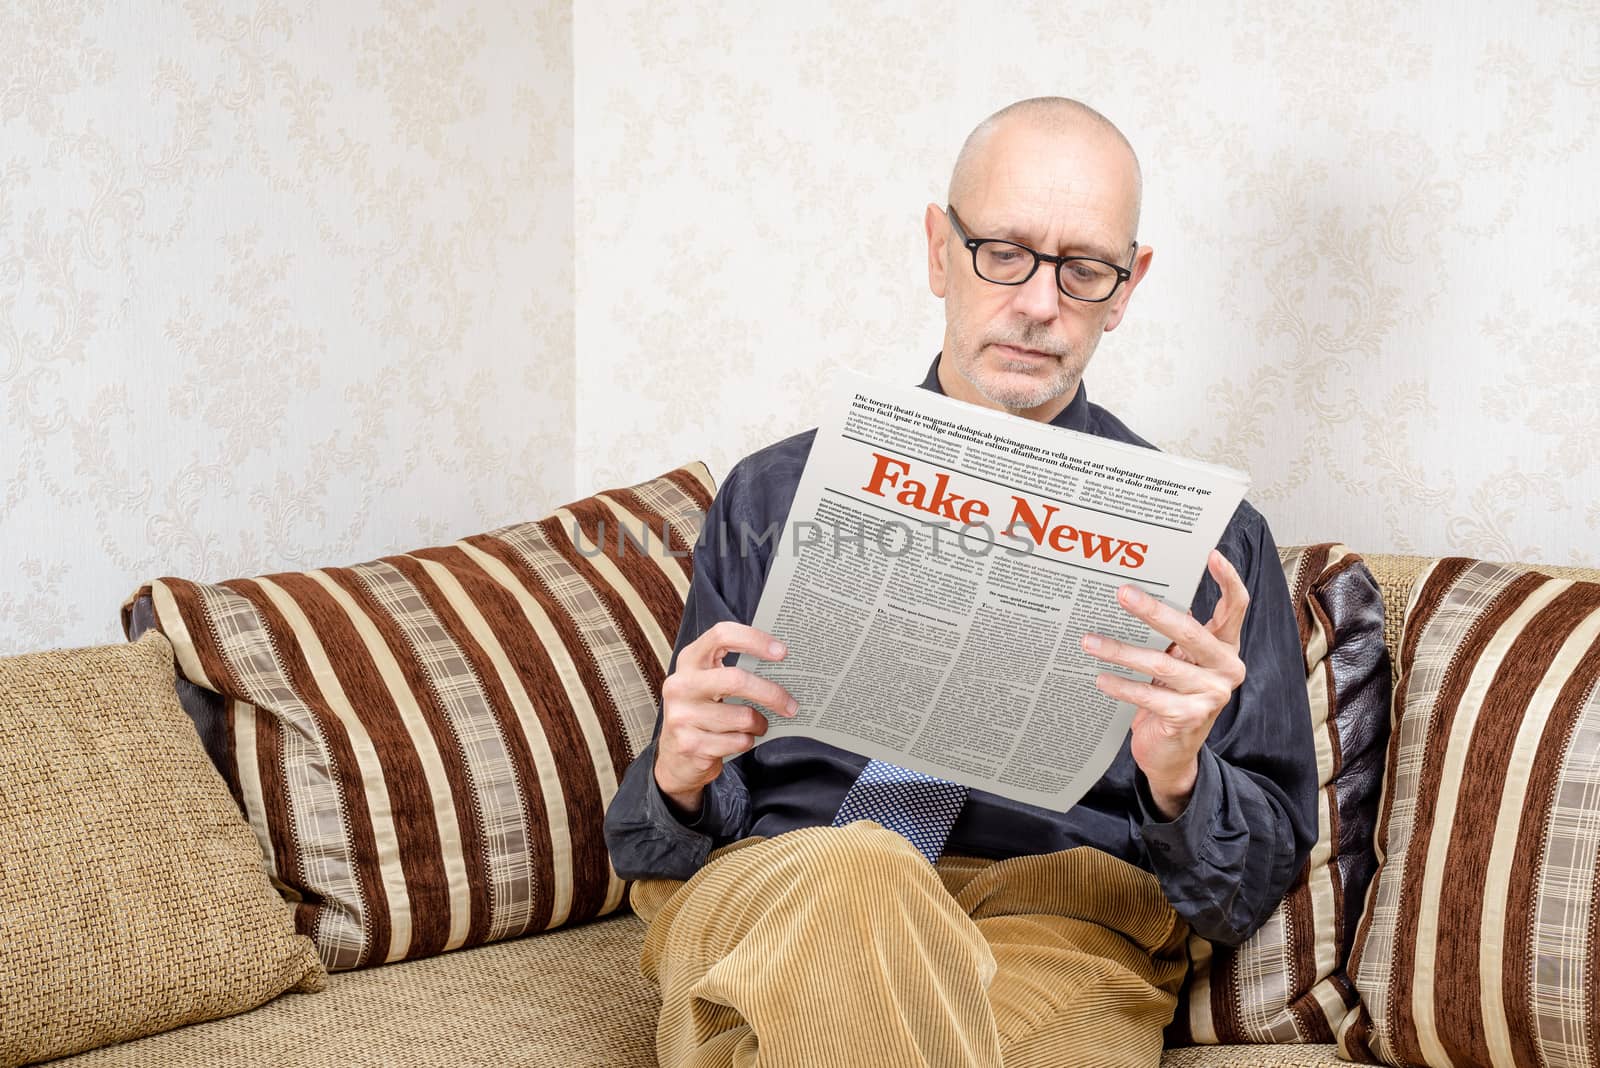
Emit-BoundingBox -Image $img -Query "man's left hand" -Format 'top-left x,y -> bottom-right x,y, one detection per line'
1082,549 -> 1250,821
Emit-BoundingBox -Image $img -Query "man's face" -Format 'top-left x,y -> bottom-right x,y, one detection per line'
926,120 -> 1152,419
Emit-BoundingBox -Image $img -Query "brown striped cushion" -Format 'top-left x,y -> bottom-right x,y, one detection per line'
119,463 -> 715,971
1171,544 -> 1391,1045
1337,559 -> 1600,1067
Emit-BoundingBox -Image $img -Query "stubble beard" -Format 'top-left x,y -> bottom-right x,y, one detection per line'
946,324 -> 1094,413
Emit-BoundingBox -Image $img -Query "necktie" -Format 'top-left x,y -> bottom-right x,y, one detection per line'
832,759 -> 968,863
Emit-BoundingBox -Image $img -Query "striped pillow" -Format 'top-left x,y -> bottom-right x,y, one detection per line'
120,464 -> 714,971
1337,559 -> 1600,1067
1171,544 -> 1391,1045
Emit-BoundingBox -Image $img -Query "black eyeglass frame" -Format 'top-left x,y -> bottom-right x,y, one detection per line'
945,204 -> 1136,304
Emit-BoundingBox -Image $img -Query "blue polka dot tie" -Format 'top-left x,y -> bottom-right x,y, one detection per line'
832,759 -> 969,863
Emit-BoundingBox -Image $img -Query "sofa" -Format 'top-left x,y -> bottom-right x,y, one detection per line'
5,459 -> 1597,1068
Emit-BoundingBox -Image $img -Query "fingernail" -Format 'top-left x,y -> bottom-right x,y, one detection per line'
1083,634 -> 1102,652
1121,586 -> 1145,607
786,699 -> 798,716
769,641 -> 785,658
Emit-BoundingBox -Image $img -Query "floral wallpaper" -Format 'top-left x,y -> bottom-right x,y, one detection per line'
1,0 -> 573,654
5,1 -> 1597,656
572,2 -> 1600,567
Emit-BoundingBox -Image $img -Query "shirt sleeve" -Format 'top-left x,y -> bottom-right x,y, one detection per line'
1131,505 -> 1319,947
603,466 -> 765,881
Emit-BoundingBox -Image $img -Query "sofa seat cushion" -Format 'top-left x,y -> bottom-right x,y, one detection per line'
49,911 -> 1342,1067
1160,1047 -> 1347,1067
51,915 -> 661,1067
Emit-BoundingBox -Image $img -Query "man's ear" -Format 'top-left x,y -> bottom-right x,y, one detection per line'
925,203 -> 949,299
1103,243 -> 1154,333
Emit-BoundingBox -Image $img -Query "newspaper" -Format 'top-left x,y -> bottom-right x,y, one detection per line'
734,369 -> 1249,813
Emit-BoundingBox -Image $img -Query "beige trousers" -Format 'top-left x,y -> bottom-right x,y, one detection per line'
630,820 -> 1189,1068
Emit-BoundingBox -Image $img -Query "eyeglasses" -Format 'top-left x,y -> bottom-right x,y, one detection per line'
946,204 -> 1135,303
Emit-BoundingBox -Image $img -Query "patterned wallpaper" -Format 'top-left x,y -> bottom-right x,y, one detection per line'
1,1 -> 574,655
6,1 -> 1597,655
572,3 -> 1600,567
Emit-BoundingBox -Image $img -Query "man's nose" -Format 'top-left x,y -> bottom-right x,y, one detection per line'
1010,263 -> 1061,322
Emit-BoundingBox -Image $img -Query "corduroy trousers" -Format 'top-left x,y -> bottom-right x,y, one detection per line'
629,820 -> 1190,1068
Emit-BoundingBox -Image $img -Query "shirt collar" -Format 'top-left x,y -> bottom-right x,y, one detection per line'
918,352 -> 1093,434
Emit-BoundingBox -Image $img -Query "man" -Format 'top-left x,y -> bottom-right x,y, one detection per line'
605,97 -> 1317,1067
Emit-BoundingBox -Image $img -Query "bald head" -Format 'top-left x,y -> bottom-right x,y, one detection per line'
926,97 -> 1155,420
947,97 -> 1143,242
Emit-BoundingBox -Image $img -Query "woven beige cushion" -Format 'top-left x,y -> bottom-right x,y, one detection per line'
0,634 -> 325,1067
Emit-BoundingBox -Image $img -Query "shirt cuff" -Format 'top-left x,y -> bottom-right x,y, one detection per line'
1135,745 -> 1222,868
640,776 -> 716,864
655,778 -> 717,832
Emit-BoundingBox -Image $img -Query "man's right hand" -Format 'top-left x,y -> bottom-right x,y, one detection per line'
653,621 -> 798,820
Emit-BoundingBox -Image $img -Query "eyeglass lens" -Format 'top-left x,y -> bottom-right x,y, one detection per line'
972,242 -> 1120,301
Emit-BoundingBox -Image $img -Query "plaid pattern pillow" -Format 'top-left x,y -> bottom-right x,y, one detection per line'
1337,559 -> 1600,1067
122,464 -> 713,971
1171,544 -> 1391,1044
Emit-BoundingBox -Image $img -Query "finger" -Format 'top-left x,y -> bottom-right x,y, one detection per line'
680,621 -> 788,671
1082,633 -> 1215,694
662,666 -> 795,721
1205,550 -> 1250,647
686,699 -> 772,737
1116,584 -> 1235,671
684,665 -> 798,717
696,730 -> 759,760
1095,672 -> 1203,720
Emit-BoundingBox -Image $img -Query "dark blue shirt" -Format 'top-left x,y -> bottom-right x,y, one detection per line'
604,356 -> 1317,946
